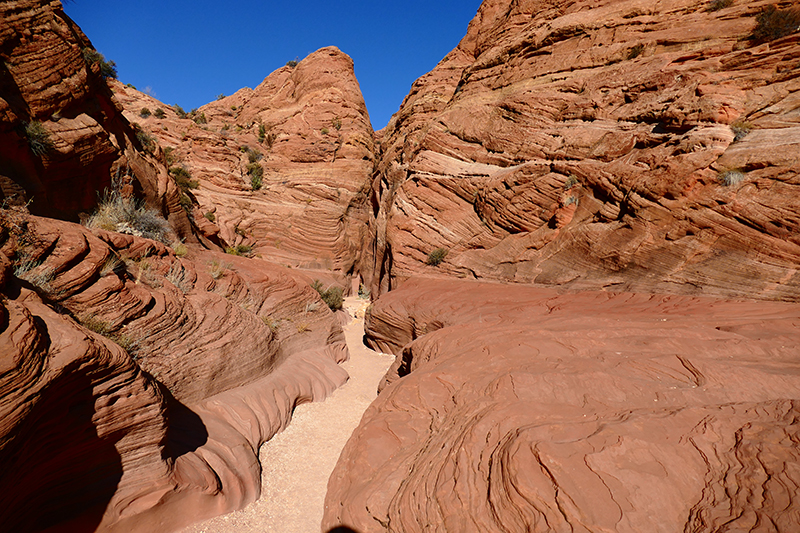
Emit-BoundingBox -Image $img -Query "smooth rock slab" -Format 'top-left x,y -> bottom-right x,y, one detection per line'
324,277 -> 800,532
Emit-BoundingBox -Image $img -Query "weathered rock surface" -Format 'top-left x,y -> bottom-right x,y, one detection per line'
112,46 -> 375,279
324,277 -> 800,532
0,209 -> 349,532
371,0 -> 800,301
0,0 -> 192,236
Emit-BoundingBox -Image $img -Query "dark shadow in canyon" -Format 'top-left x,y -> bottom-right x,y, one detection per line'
0,369 -> 123,532
160,383 -> 209,459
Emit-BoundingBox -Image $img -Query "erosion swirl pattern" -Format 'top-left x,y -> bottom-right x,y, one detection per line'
324,278 -> 800,532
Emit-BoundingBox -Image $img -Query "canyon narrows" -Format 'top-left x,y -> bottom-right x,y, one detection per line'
2,0 -> 800,532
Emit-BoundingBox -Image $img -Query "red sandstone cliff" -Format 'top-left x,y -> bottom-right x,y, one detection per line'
111,46 -> 375,282
325,277 -> 800,532
0,3 -> 363,530
324,1 -> 800,531
0,0 -> 192,235
369,0 -> 800,302
3,0 -> 800,531
0,207 -> 349,532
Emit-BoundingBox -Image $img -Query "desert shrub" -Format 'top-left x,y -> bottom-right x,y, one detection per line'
627,44 -> 644,60
80,314 -> 113,336
707,0 -> 733,11
23,121 -> 53,156
170,166 -> 198,190
321,127 -> 330,135
751,5 -> 800,42
731,120 -> 752,141
258,124 -> 267,143
225,244 -> 252,256
426,247 -> 448,266
86,191 -> 171,243
208,259 -> 231,279
261,316 -> 280,332
718,169 -> 746,186
203,211 -> 216,223
246,147 -> 262,163
247,162 -> 263,190
153,108 -> 166,119
189,109 -> 207,124
78,314 -> 137,352
217,93 -> 225,100
139,107 -> 151,118
332,117 -> 342,130
165,261 -> 191,293
564,174 -> 579,190
82,48 -> 117,79
99,253 -> 126,277
13,255 -> 56,292
163,147 -> 176,166
358,283 -> 370,299
311,280 -> 344,311
286,60 -> 298,68
172,242 -> 188,257
173,105 -> 187,118
131,124 -> 156,154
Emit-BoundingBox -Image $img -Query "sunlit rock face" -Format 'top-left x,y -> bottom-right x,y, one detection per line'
112,46 -> 376,281
324,277 -> 800,532
369,0 -> 800,302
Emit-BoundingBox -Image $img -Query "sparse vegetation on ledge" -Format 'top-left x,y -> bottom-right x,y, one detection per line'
426,247 -> 448,267
751,5 -> 800,42
225,244 -> 253,257
311,280 -> 344,311
82,48 -> 117,79
23,121 -> 53,156
86,190 -> 171,244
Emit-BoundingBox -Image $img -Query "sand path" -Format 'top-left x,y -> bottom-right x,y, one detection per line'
182,296 -> 393,533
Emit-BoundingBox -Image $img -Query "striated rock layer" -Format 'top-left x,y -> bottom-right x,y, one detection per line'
0,0 -> 191,236
324,277 -> 800,532
0,209 -> 349,532
371,0 -> 800,301
111,46 -> 376,280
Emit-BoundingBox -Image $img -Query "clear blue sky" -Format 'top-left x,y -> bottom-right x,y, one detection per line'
64,0 -> 482,129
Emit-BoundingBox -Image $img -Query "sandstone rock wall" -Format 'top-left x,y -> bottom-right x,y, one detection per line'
112,46 -> 376,281
0,0 -> 192,237
0,209 -> 349,532
371,0 -> 800,301
324,277 -> 800,532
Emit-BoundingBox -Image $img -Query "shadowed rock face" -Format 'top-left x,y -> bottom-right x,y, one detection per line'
111,46 -> 376,279
324,277 -> 800,532
0,0 -> 192,235
370,0 -> 800,301
0,209 -> 349,532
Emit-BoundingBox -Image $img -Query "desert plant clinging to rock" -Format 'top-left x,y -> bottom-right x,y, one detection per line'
426,248 -> 448,266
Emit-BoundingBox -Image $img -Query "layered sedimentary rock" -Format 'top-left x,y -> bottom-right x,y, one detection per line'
0,0 -> 191,236
324,277 -> 800,532
371,0 -> 800,301
0,209 -> 349,532
111,46 -> 375,279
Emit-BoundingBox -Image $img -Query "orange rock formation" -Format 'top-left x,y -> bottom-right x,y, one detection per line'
369,0 -> 800,301
2,0 -> 800,531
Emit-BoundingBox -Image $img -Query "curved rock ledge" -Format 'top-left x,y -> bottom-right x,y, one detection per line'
324,277 -> 800,532
0,210 -> 349,532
